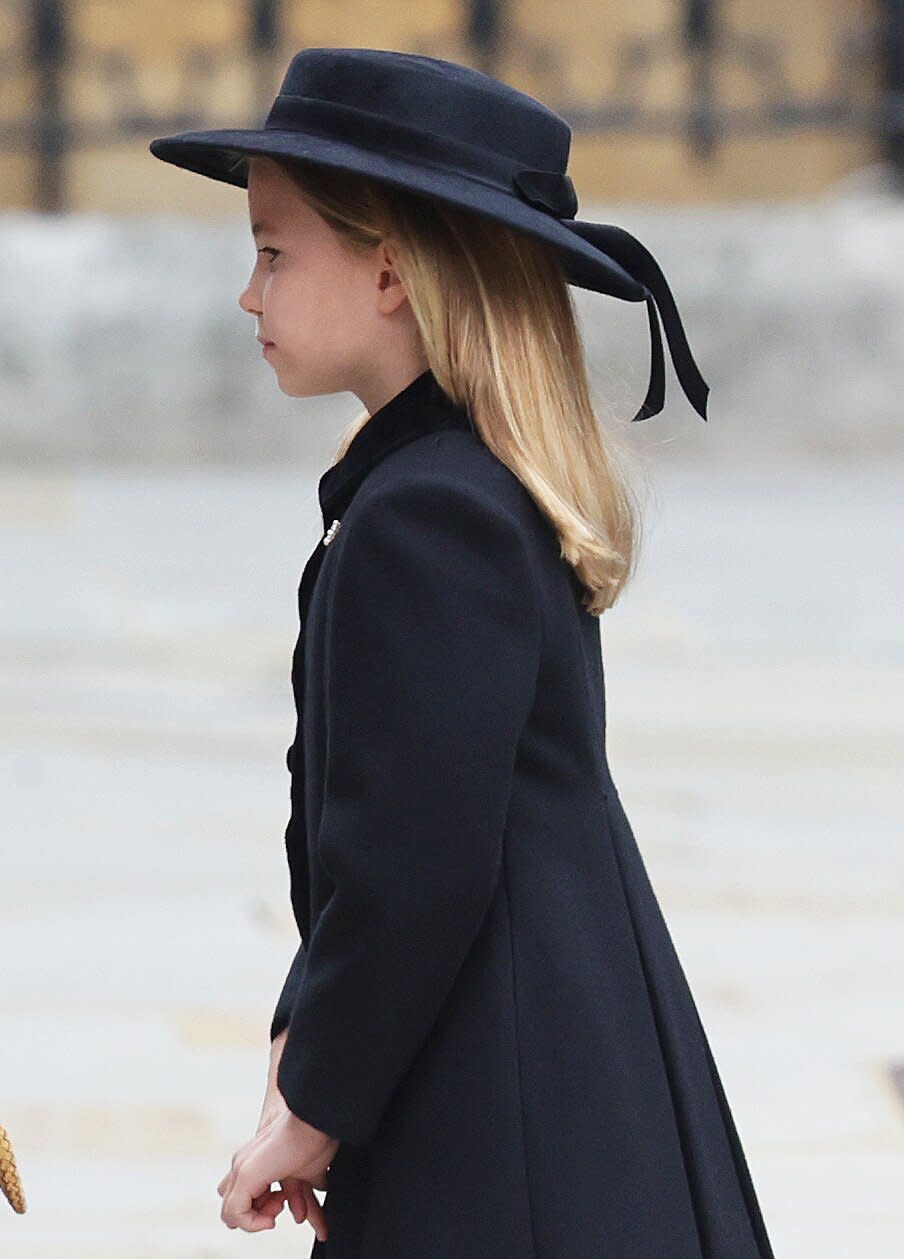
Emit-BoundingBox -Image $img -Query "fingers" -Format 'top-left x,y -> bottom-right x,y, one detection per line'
219,1165 -> 328,1240
217,1112 -> 334,1234
282,1176 -> 328,1242
220,1184 -> 280,1231
301,1179 -> 329,1242
282,1176 -> 308,1224
252,1185 -> 287,1223
274,1176 -> 329,1243
217,1118 -> 275,1203
220,1143 -> 273,1231
221,1170 -> 278,1232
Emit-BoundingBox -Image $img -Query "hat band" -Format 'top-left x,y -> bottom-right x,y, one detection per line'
264,93 -> 578,219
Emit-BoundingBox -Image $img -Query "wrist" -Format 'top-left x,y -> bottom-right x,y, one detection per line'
269,1027 -> 288,1070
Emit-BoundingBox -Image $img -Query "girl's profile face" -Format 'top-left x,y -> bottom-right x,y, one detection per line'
237,155 -> 409,400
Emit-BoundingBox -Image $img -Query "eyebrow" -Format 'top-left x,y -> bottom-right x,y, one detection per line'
251,220 -> 275,238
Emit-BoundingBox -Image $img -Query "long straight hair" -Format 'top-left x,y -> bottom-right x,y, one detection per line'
270,156 -> 645,617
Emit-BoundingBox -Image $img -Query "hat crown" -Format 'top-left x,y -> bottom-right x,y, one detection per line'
273,47 -> 572,173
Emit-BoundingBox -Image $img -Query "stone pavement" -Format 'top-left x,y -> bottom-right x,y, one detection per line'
0,451 -> 902,1256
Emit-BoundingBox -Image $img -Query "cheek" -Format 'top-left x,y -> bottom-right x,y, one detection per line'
263,274 -> 311,335
310,267 -> 371,336
263,259 -> 367,349
275,282 -> 347,339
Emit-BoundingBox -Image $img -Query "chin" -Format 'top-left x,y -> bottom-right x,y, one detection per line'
270,368 -> 302,397
279,380 -> 314,399
276,371 -> 333,400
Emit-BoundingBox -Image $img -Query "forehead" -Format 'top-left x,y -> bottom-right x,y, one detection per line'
246,156 -> 301,225
248,154 -> 293,203
245,157 -> 324,240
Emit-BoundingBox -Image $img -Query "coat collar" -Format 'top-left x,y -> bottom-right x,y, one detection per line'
317,368 -> 475,527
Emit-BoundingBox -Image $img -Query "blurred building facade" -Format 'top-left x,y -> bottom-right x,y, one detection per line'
0,0 -> 899,214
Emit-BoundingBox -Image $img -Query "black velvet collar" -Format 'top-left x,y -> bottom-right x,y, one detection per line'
317,369 -> 474,526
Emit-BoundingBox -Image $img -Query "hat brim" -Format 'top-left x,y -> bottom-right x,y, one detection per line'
148,128 -> 647,303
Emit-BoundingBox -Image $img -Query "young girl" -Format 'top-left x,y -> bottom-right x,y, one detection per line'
151,47 -> 775,1259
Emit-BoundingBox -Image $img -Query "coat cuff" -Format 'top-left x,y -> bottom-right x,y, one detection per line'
269,940 -> 307,1043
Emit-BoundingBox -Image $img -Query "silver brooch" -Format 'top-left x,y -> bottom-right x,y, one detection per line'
322,518 -> 341,546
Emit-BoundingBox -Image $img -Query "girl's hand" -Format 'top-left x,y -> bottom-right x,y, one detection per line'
252,1028 -> 326,1234
217,1070 -> 340,1236
258,1029 -> 330,1233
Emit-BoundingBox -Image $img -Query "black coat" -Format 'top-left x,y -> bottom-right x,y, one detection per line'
269,368 -> 775,1259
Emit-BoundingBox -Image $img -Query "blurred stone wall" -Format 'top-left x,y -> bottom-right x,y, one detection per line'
0,176 -> 901,465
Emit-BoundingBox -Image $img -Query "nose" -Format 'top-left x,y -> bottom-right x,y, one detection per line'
238,287 -> 260,317
238,269 -> 261,317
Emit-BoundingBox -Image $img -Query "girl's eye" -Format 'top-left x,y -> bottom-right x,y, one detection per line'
259,247 -> 280,264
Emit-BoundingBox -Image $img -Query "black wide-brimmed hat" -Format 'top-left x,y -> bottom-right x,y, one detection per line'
150,46 -> 709,422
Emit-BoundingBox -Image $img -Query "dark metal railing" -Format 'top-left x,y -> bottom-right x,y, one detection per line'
0,0 -> 900,211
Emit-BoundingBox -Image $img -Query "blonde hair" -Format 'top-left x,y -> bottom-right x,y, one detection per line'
267,155 -> 646,616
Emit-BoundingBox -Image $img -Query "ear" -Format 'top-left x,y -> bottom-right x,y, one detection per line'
375,240 -> 410,315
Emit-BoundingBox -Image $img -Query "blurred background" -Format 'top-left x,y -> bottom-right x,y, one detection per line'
1,2 -> 902,1256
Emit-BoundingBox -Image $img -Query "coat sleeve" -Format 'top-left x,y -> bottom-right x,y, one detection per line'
270,937 -> 306,1041
270,599 -> 316,1042
275,474 -> 542,1146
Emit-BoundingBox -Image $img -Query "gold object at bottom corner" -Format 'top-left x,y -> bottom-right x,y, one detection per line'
0,1123 -> 26,1213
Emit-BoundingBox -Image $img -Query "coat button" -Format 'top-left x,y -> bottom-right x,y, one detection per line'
323,518 -> 341,546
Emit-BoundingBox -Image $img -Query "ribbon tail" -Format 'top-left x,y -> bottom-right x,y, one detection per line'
574,222 -> 710,422
634,294 -> 665,422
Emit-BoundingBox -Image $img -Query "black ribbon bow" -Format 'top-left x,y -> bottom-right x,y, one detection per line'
511,167 -> 580,220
